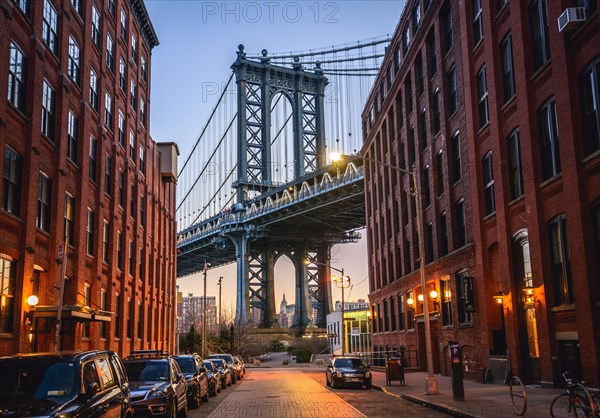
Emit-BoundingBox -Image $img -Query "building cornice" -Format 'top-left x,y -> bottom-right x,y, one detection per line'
128,0 -> 159,50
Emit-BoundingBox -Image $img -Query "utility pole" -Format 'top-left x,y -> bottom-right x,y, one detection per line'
202,261 -> 208,358
218,276 -> 223,326
54,231 -> 69,352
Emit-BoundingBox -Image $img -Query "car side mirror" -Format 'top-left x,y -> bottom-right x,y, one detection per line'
199,367 -> 206,373
86,382 -> 100,399
327,365 -> 332,369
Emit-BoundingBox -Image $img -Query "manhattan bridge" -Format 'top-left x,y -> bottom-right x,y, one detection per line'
176,37 -> 389,332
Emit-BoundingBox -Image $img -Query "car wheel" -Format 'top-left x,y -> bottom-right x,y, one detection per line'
190,385 -> 200,409
365,379 -> 372,390
231,374 -> 237,384
177,399 -> 188,418
201,386 -> 209,402
326,374 -> 331,387
331,378 -> 337,389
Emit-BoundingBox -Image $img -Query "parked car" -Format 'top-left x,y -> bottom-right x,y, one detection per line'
123,350 -> 188,417
173,354 -> 209,408
325,356 -> 372,389
202,360 -> 222,396
211,358 -> 232,387
233,356 -> 245,378
0,350 -> 132,417
208,354 -> 239,382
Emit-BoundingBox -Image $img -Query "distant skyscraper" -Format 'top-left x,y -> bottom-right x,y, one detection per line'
178,294 -> 217,334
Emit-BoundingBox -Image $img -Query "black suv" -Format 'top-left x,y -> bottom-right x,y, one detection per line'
208,354 -> 239,383
123,350 -> 188,417
326,356 -> 372,389
0,350 -> 132,417
202,360 -> 222,396
173,354 -> 209,408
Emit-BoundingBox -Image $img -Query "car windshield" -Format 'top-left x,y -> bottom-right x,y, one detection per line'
213,360 -> 225,370
124,361 -> 169,382
203,362 -> 215,372
0,359 -> 76,400
174,357 -> 195,374
335,358 -> 366,368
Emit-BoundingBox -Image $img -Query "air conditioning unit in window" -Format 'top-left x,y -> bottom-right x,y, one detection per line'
558,7 -> 587,32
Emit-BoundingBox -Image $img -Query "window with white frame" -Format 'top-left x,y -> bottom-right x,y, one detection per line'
41,80 -> 56,141
106,34 -> 115,72
120,8 -> 127,40
119,57 -> 126,91
42,0 -> 58,55
8,41 -> 26,111
86,208 -> 94,255
130,80 -> 137,110
472,0 -> 483,46
90,68 -> 99,110
104,92 -> 113,130
64,192 -> 75,244
118,111 -> 125,147
477,64 -> 489,128
67,110 -> 79,163
37,172 -> 51,232
92,5 -> 101,48
89,135 -> 98,182
102,220 -> 109,262
482,151 -> 495,215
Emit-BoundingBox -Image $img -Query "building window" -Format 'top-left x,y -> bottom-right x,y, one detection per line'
102,220 -> 109,262
507,129 -> 524,200
131,34 -> 137,64
140,195 -> 146,227
500,33 -> 516,103
472,0 -> 483,46
105,154 -> 112,196
441,279 -> 453,326
13,0 -> 29,15
116,231 -> 123,269
581,59 -> 600,155
390,297 -> 397,331
442,5 -> 453,54
447,66 -> 457,116
82,283 -> 91,337
130,80 -> 137,111
477,65 -> 489,128
128,240 -> 134,276
423,166 -> 431,207
140,99 -> 146,127
89,135 -> 98,182
439,212 -> 448,256
37,172 -> 51,232
141,56 -> 148,82
407,291 -> 415,330
41,80 -> 56,141
118,112 -> 125,147
455,198 -> 466,247
119,57 -> 127,91
0,256 -> 16,333
425,222 -> 434,263
130,184 -> 136,218
100,289 -> 107,338
91,5 -> 101,49
412,1 -> 421,33
432,90 -> 441,135
419,108 -> 427,151
64,193 -> 75,244
118,170 -> 125,207
427,33 -> 436,79
402,190 -> 409,227
456,273 -> 473,325
129,130 -> 136,161
482,151 -> 495,216
68,36 -> 81,85
548,215 -> 573,306
71,0 -> 82,16
120,8 -> 127,40
539,99 -> 561,180
530,0 -> 551,71
90,69 -> 99,111
398,294 -> 405,331
106,34 -> 115,72
86,208 -> 94,256
436,150 -> 444,196
8,42 -> 26,111
451,131 -> 461,183
416,59 -> 424,96
402,25 -> 410,53
139,146 -> 145,174
404,238 -> 411,274
405,77 -> 413,114
108,0 -> 115,16
67,111 -> 79,163
114,293 -> 121,338
408,126 -> 416,165
383,299 -> 389,332
2,147 -> 22,216
137,302 -> 143,339
104,93 -> 113,130
42,0 -> 58,55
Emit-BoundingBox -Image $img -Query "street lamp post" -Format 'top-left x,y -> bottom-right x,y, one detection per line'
331,152 -> 439,394
202,261 -> 208,358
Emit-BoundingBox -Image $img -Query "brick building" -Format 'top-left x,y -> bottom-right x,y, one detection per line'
0,0 -> 179,357
363,0 -> 600,387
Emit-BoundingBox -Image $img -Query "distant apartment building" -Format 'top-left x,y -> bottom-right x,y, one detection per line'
363,0 -> 600,386
0,0 -> 179,356
177,293 -> 217,334
326,308 -> 371,355
334,299 -> 370,311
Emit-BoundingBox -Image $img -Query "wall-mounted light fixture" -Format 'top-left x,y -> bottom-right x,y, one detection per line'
523,285 -> 535,307
429,290 -> 439,310
407,297 -> 414,306
493,290 -> 504,305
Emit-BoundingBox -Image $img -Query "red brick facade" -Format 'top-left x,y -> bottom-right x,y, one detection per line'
363,0 -> 600,387
0,0 -> 178,357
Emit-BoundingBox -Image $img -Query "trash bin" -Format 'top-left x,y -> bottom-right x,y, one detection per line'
385,356 -> 405,386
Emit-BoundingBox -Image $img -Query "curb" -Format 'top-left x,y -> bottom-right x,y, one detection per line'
373,384 -> 475,418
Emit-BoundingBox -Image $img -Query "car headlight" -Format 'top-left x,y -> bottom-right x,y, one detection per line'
365,371 -> 371,378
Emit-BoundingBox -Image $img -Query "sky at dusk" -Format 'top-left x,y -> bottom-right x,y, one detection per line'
144,1 -> 407,314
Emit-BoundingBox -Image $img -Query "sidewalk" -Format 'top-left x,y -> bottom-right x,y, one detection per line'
371,370 -> 563,417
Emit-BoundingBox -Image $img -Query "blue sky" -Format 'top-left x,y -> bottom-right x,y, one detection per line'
145,0 -> 406,314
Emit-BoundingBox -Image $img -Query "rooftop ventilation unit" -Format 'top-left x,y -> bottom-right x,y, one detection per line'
558,7 -> 587,32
